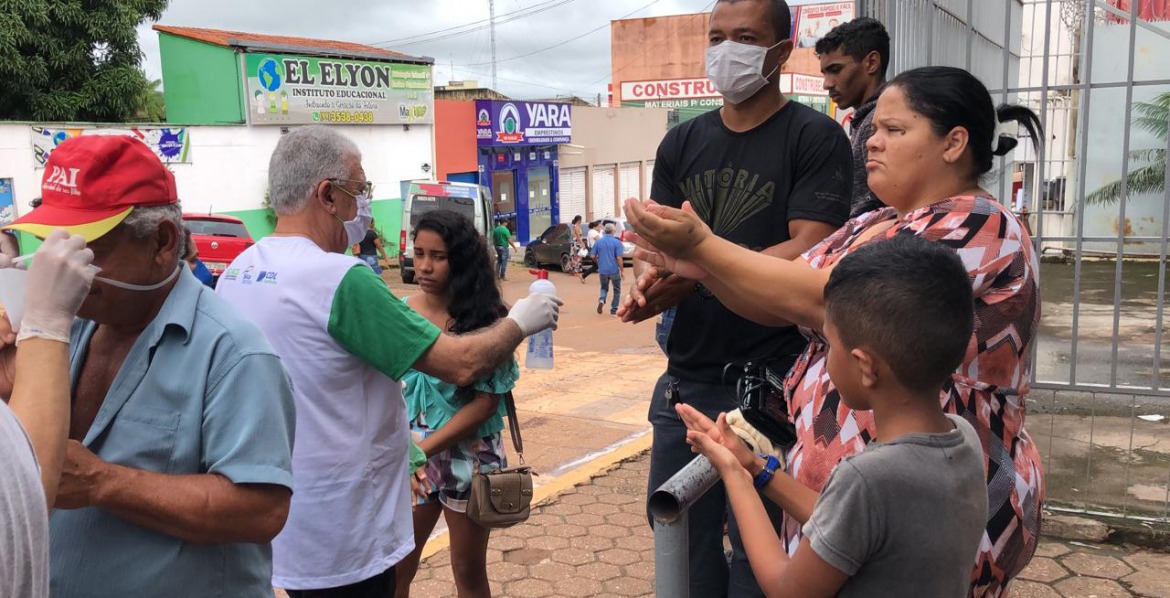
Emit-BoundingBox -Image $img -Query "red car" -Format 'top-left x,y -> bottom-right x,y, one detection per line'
182,214 -> 255,282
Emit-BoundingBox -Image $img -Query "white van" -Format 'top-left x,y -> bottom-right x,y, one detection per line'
398,180 -> 494,284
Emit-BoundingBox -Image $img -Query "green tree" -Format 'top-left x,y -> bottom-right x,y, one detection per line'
132,75 -> 166,122
0,0 -> 168,122
1085,92 -> 1169,205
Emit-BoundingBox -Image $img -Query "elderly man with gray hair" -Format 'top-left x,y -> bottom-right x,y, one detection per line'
217,125 -> 562,597
590,221 -> 626,315
2,136 -> 297,598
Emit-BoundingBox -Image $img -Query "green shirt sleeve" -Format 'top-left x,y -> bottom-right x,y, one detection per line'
328,264 -> 441,380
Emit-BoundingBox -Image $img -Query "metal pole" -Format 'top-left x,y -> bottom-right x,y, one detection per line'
649,455 -> 720,597
653,515 -> 689,597
489,0 -> 498,91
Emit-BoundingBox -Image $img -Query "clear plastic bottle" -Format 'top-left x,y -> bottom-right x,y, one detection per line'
525,269 -> 555,369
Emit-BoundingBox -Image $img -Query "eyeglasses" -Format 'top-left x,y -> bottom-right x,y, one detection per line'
328,178 -> 374,197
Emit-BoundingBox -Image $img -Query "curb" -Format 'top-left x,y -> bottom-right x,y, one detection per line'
419,431 -> 654,560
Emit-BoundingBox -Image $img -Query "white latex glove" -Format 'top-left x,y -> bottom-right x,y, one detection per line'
18,230 -> 96,344
506,293 -> 563,337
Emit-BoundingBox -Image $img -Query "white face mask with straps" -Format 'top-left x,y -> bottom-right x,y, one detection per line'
705,40 -> 784,105
95,263 -> 182,291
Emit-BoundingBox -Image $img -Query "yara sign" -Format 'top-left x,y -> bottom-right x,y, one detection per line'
475,100 -> 572,146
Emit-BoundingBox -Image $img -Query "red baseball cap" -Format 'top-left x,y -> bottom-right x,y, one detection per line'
3,135 -> 178,242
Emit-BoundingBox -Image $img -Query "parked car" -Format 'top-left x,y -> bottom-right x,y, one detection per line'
598,217 -> 636,261
398,180 -> 494,284
525,221 -> 634,272
182,213 -> 254,286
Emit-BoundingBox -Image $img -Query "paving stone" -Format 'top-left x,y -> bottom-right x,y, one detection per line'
485,548 -> 503,564
598,492 -> 639,505
590,523 -> 630,539
612,532 -> 655,552
598,547 -> 641,566
1121,569 -> 1170,598
604,511 -> 649,527
1061,552 -> 1134,579
602,576 -> 654,596
582,501 -> 621,516
1124,552 -> 1170,574
505,578 -> 555,597
529,560 -> 574,581
503,548 -> 553,566
551,547 -> 597,566
1044,515 -> 1110,542
1007,580 -> 1063,598
489,560 -> 529,582
553,577 -> 605,597
576,561 -> 622,582
1033,542 -> 1072,559
570,533 -> 615,552
502,523 -> 547,539
527,513 -> 565,527
625,558 -> 656,580
560,492 -> 598,506
491,534 -> 527,551
1053,576 -> 1131,598
543,502 -> 584,516
563,512 -> 607,527
526,534 -> 571,551
546,523 -> 588,538
1019,557 -> 1070,584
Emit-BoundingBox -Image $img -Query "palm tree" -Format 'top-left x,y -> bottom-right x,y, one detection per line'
1084,92 -> 1168,205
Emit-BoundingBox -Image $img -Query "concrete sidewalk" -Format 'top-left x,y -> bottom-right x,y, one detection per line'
407,450 -> 1170,598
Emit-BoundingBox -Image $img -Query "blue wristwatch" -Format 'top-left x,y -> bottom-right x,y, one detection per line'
753,454 -> 780,490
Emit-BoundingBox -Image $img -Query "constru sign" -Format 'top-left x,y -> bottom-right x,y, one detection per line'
620,78 -> 719,102
244,53 -> 434,126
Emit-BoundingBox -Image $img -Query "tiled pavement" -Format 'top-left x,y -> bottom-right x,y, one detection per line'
402,450 -> 1170,598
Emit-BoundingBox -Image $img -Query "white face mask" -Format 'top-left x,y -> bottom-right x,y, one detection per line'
95,264 -> 182,292
705,40 -> 784,105
336,194 -> 373,246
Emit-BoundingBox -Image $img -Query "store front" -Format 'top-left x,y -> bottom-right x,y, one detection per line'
475,100 -> 571,243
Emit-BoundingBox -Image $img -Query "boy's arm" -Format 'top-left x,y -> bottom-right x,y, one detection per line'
721,467 -> 793,594
749,458 -> 820,525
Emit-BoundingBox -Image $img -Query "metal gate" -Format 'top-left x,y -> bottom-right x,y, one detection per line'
860,0 -> 1170,523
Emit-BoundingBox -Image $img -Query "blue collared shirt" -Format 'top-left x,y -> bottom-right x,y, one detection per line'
51,267 -> 296,598
591,234 -> 624,276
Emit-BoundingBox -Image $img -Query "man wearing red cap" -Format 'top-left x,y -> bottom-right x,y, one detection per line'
2,135 -> 296,598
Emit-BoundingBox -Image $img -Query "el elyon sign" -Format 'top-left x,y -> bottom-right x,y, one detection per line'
244,53 -> 435,125
475,100 -> 572,146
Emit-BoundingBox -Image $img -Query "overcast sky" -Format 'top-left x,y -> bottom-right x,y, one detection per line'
137,0 -> 823,101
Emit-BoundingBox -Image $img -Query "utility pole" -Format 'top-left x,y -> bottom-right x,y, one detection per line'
489,0 -> 498,91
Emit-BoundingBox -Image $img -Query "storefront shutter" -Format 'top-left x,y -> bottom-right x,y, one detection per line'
558,167 -> 587,224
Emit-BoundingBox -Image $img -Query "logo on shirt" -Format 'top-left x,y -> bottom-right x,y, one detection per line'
222,268 -> 241,282
255,270 -> 278,285
679,167 -> 775,236
240,266 -> 255,285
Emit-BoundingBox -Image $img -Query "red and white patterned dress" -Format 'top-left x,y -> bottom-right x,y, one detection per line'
782,195 -> 1044,597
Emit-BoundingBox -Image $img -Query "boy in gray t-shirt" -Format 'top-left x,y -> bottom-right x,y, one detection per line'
682,235 -> 987,597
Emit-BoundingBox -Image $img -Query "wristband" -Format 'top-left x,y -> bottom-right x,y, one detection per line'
16,325 -> 71,346
753,454 -> 780,490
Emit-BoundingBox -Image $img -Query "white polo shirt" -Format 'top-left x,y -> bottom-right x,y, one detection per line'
217,237 -> 440,590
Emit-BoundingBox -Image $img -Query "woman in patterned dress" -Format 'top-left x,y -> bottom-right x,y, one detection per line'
568,214 -> 586,283
394,209 -> 518,598
626,66 -> 1044,596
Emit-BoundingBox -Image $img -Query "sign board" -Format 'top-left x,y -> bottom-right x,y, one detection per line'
619,73 -> 827,108
30,126 -> 191,168
620,78 -> 720,102
475,100 -> 572,146
243,54 -> 434,125
793,2 -> 856,49
0,179 -> 13,227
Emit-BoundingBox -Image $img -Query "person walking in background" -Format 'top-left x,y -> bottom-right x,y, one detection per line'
581,220 -> 602,280
492,219 -> 517,281
394,210 -> 519,598
182,227 -> 215,288
352,218 -> 390,275
817,17 -> 891,217
566,214 -> 586,284
591,223 -> 625,316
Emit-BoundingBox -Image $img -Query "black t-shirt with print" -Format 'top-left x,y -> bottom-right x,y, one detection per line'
650,101 -> 852,384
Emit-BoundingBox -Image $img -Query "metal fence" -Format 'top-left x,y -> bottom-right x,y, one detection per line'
860,0 -> 1170,523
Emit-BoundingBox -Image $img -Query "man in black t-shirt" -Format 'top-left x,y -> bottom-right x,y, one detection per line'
626,1 -> 851,595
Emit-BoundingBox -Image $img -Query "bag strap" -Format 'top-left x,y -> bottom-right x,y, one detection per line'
503,391 -> 524,463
